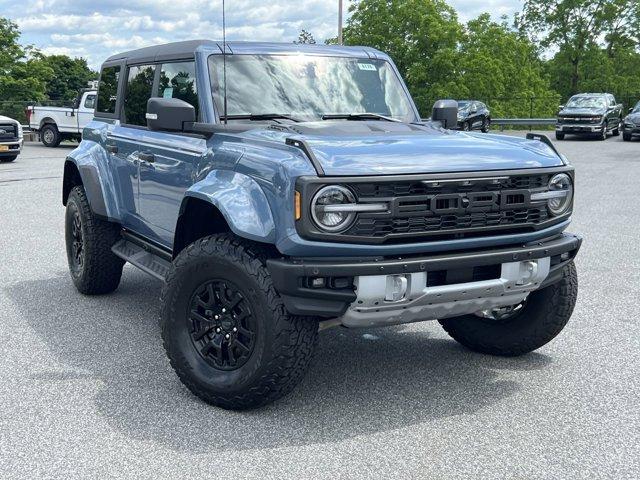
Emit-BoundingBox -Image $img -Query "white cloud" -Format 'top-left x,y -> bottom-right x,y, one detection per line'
0,0 -> 522,69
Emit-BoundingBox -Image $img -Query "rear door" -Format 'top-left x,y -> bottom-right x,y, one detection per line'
109,63 -> 157,233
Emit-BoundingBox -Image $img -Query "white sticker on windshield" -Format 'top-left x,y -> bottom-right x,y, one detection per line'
357,63 -> 377,71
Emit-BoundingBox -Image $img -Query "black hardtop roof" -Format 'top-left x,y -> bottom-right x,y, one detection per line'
102,40 -> 386,67
104,40 -> 216,65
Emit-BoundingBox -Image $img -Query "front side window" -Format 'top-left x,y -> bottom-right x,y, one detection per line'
208,54 -> 415,122
158,62 -> 198,117
96,66 -> 120,114
123,65 -> 156,126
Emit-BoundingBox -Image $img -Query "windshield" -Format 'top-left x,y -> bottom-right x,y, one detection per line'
209,54 -> 416,122
632,102 -> 640,113
566,96 -> 606,109
457,101 -> 470,110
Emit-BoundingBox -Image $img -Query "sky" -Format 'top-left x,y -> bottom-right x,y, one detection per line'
0,0 -> 522,70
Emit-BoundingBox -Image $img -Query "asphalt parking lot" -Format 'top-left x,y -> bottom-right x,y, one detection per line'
1,134 -> 639,479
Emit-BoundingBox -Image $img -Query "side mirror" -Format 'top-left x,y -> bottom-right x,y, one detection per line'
146,97 -> 196,132
432,99 -> 458,129
629,108 -> 634,114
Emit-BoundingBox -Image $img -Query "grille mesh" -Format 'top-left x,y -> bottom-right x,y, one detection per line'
343,174 -> 551,240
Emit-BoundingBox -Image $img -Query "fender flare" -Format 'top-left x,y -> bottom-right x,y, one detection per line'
182,170 -> 276,243
63,141 -> 117,219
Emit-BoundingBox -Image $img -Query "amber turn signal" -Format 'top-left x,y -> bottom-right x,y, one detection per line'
295,191 -> 302,220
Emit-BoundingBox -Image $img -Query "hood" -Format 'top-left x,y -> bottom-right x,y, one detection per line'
0,115 -> 19,124
559,107 -> 606,117
244,121 -> 564,176
625,112 -> 640,124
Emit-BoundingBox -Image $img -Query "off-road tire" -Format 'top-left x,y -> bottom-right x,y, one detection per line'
0,155 -> 17,163
65,186 -> 125,294
481,118 -> 490,133
161,234 -> 319,410
41,124 -> 61,147
439,261 -> 578,356
555,132 -> 565,140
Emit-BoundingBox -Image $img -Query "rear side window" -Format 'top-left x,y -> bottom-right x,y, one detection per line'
123,65 -> 156,126
157,62 -> 198,117
96,66 -> 120,114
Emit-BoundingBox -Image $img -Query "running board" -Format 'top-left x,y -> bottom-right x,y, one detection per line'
112,239 -> 171,281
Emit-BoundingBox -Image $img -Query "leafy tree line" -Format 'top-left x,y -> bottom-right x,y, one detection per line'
325,0 -> 640,117
0,17 -> 97,122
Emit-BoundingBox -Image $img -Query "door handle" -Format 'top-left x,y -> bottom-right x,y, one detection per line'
105,144 -> 118,154
138,152 -> 155,163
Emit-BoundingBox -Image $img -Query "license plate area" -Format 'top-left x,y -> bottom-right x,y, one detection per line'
0,145 -> 9,152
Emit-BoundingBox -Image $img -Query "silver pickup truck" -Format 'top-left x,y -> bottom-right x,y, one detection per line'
27,89 -> 96,147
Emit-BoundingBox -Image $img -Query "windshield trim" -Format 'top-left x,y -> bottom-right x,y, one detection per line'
206,53 -> 420,124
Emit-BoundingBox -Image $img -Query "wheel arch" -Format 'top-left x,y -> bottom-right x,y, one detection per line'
39,117 -> 58,129
63,160 -> 83,205
62,150 -> 113,219
174,171 -> 276,257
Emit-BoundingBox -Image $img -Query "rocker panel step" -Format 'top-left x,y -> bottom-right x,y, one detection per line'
112,239 -> 171,281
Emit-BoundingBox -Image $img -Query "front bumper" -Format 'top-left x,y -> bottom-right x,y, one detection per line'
556,123 -> 603,134
268,233 -> 582,323
0,139 -> 23,156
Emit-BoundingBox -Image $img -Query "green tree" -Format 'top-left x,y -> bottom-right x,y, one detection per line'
338,0 -> 462,115
0,17 -> 53,121
457,14 -> 559,118
294,29 -> 316,44
517,0 -> 640,98
38,55 -> 98,102
0,17 -> 52,101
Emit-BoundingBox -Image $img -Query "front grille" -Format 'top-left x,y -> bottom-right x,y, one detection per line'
0,124 -> 18,141
296,170 -> 572,245
341,174 -> 551,242
349,207 -> 549,239
559,116 -> 600,124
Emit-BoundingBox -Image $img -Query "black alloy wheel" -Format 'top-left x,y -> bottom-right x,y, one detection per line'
69,208 -> 84,272
188,279 -> 257,370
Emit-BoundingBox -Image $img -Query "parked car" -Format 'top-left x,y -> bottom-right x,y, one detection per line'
622,101 -> 640,141
555,93 -> 623,140
0,115 -> 23,163
456,100 -> 491,132
27,89 -> 96,147
63,40 -> 582,409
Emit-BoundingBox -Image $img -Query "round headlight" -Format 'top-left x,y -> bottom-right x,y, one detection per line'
311,186 -> 356,232
547,173 -> 573,216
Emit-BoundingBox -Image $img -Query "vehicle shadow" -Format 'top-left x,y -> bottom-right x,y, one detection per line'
6,270 -> 552,452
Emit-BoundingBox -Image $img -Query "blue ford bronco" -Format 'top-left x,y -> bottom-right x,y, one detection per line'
63,40 -> 581,409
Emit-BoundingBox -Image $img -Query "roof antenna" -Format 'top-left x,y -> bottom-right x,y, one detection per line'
222,0 -> 228,125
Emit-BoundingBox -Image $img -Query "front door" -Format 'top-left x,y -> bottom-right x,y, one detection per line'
127,60 -> 202,247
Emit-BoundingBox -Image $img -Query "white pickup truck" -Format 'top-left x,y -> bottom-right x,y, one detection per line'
27,89 -> 96,147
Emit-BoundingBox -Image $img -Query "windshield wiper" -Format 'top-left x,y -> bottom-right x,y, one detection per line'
321,113 -> 402,122
220,113 -> 302,123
